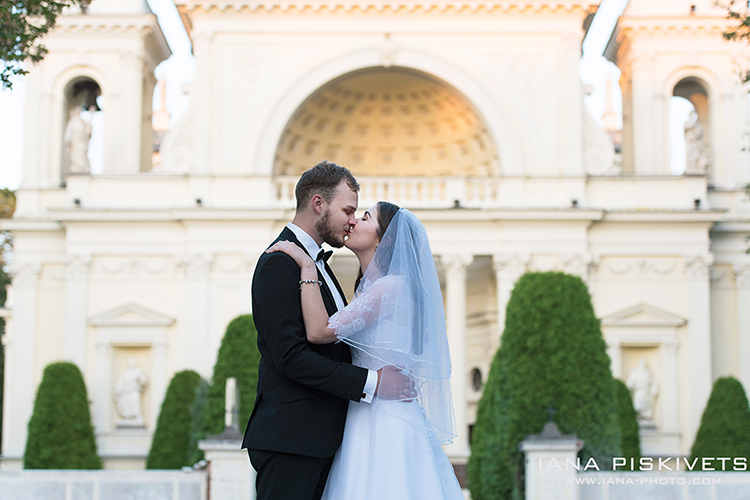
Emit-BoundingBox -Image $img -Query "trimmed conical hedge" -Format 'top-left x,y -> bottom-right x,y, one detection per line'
468,272 -> 621,500
614,378 -> 641,470
190,314 -> 260,463
24,362 -> 102,469
690,377 -> 750,470
146,370 -> 203,469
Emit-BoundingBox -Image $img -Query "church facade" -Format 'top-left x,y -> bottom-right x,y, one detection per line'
2,0 -> 749,470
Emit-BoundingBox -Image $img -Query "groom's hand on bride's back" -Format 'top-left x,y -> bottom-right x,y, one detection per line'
375,365 -> 417,401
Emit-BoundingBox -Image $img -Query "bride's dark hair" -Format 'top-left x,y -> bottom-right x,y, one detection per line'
353,201 -> 401,292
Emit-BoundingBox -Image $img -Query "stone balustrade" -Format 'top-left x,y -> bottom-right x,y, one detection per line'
22,174 -> 710,215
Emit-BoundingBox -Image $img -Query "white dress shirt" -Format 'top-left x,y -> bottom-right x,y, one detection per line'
286,223 -> 378,403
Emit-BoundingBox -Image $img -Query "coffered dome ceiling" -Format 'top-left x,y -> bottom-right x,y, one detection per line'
274,68 -> 499,177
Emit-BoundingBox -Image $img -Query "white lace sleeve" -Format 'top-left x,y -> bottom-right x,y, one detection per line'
327,275 -> 402,339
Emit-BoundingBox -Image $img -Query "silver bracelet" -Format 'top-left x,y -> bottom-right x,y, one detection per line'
299,279 -> 322,290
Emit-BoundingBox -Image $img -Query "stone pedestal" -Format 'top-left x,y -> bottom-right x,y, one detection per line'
519,422 -> 583,500
198,431 -> 255,500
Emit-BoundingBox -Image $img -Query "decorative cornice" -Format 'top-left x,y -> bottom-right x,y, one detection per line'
54,15 -> 172,65
98,258 -> 171,277
605,257 -> 677,277
176,1 -> 597,14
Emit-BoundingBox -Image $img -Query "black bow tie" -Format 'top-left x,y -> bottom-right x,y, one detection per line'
316,249 -> 333,263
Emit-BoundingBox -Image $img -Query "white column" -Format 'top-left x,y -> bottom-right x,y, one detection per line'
182,254 -> 213,377
492,254 -> 529,352
442,253 -> 473,459
662,341 -> 680,435
2,262 -> 41,464
64,254 -> 91,369
683,254 -> 713,446
94,341 -> 113,434
607,340 -> 622,379
150,340 -> 168,430
191,31 -> 214,174
734,264 -> 750,393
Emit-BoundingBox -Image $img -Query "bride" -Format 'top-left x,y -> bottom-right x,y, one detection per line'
267,202 -> 464,499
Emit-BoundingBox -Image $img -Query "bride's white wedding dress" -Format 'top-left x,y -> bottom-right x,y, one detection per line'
321,275 -> 464,500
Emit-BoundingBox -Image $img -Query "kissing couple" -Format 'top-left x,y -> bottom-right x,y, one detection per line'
242,160 -> 464,499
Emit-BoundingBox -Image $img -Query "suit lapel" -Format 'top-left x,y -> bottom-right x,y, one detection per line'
278,228 -> 338,316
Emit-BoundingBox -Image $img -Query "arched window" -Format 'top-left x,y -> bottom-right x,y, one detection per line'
670,77 -> 710,175
62,77 -> 104,176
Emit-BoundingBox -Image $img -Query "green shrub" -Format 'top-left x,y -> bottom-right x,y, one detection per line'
146,370 -> 202,469
690,377 -> 750,470
468,272 -> 621,500
614,378 -> 641,470
190,314 -> 260,463
24,362 -> 102,469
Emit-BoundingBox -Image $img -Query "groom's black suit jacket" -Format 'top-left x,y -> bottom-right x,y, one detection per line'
242,227 -> 369,458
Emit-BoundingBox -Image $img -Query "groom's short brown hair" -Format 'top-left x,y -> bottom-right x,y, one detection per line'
295,160 -> 360,211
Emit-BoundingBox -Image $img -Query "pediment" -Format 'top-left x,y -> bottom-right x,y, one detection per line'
89,303 -> 175,327
601,303 -> 686,328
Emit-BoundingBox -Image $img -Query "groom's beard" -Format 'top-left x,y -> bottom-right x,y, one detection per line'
316,209 -> 344,248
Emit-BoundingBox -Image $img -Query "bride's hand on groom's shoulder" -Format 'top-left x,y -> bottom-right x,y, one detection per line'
266,241 -> 315,270
375,365 -> 417,401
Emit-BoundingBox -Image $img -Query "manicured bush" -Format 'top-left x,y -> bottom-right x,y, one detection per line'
190,314 -> 260,463
690,377 -> 750,470
614,378 -> 641,470
146,370 -> 203,469
24,362 -> 102,469
468,272 -> 621,500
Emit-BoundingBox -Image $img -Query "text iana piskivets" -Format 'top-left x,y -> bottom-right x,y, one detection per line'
537,457 -> 748,471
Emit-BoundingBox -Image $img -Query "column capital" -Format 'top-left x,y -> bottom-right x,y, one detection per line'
663,341 -> 680,356
9,261 -> 42,286
683,254 -> 713,281
561,253 -> 595,280
492,253 -> 530,282
64,253 -> 92,278
441,253 -> 473,274
152,340 -> 168,353
734,263 -> 750,289
177,253 -> 214,277
95,341 -> 111,355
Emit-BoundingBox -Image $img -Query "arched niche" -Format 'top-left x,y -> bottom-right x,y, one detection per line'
672,77 -> 710,176
273,67 -> 500,178
663,66 -> 721,178
61,76 -> 104,177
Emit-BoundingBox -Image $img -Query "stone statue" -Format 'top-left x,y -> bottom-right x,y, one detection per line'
684,111 -> 709,175
114,357 -> 148,427
63,107 -> 92,173
626,358 -> 658,427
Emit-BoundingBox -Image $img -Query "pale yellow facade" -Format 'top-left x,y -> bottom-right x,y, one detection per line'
1,0 -> 749,470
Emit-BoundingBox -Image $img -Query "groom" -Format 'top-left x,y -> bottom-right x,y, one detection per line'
242,161 -> 412,500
